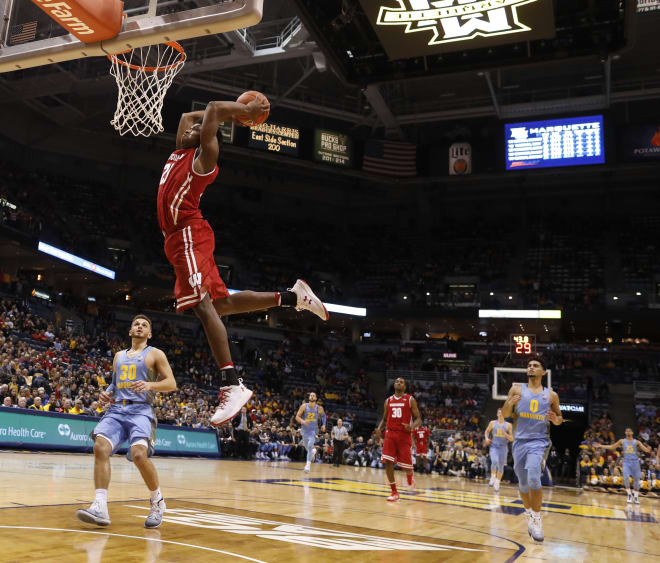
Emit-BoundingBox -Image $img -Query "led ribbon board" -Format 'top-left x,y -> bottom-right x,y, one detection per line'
506,115 -> 605,170
359,0 -> 556,60
38,241 -> 116,279
248,122 -> 300,156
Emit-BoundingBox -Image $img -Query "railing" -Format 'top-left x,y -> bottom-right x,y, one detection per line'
386,370 -> 489,388
633,381 -> 660,400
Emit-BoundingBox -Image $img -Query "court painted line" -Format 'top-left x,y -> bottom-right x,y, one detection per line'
0,526 -> 268,562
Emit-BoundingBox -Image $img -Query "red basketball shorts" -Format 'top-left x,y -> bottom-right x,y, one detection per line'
381,430 -> 413,469
164,220 -> 229,311
415,440 -> 429,456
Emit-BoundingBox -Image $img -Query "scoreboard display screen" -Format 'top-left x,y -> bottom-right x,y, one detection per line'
510,334 -> 536,356
314,129 -> 353,167
506,115 -> 605,170
248,122 -> 300,156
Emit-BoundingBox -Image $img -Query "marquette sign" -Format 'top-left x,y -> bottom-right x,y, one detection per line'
314,129 -> 353,167
249,122 -> 300,156
360,0 -> 556,59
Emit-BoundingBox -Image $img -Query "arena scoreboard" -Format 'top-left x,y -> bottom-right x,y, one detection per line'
314,129 -> 353,167
510,334 -> 536,356
248,122 -> 300,156
506,115 -> 605,170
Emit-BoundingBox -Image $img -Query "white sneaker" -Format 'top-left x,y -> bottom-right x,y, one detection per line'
493,480 -> 501,492
525,511 -> 533,537
76,499 -> 111,526
304,462 -> 311,473
627,493 -> 633,504
488,476 -> 495,487
145,497 -> 166,529
633,495 -> 640,505
210,379 -> 253,427
530,514 -> 544,542
289,279 -> 329,321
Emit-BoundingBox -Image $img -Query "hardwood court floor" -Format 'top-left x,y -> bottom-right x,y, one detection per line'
0,451 -> 658,562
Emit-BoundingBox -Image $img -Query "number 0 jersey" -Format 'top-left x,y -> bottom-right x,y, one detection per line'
513,383 -> 550,442
157,148 -> 219,236
385,393 -> 413,433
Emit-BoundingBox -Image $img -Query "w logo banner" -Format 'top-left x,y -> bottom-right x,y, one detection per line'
361,0 -> 555,59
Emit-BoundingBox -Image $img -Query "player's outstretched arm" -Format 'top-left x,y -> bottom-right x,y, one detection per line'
636,440 -> 652,454
501,384 -> 521,419
595,439 -> 622,451
195,98 -> 269,174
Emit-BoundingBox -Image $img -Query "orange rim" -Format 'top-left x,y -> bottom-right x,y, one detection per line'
108,41 -> 186,72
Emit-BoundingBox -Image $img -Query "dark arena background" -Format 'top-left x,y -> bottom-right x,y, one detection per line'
0,1 -> 659,561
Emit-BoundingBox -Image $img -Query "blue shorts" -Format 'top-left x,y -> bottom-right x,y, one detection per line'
490,445 -> 508,472
301,433 -> 316,451
93,403 -> 155,455
623,461 -> 642,487
512,438 -> 549,491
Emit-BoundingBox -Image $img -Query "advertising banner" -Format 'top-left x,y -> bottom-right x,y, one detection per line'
0,408 -> 219,457
449,142 -> 472,175
619,125 -> 660,161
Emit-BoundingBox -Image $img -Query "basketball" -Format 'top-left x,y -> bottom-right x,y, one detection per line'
235,90 -> 269,127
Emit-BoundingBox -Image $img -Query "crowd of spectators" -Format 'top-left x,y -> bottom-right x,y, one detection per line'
5,157 -> 660,312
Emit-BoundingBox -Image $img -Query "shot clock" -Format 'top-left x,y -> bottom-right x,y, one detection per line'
511,334 -> 536,356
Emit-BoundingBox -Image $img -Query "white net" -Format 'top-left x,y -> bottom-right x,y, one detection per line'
108,42 -> 186,137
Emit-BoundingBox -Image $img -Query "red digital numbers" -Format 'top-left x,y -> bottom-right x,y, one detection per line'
513,335 -> 533,355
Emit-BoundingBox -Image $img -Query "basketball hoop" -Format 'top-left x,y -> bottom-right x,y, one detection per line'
108,41 -> 186,137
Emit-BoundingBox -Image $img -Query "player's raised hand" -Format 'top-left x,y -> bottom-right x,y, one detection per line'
131,380 -> 152,393
98,390 -> 113,405
245,96 -> 269,120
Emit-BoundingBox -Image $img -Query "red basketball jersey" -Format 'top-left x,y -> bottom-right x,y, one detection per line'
385,393 -> 413,433
414,426 -> 430,450
157,148 -> 218,236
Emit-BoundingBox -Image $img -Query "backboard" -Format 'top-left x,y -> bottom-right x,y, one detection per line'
492,367 -> 552,401
0,0 -> 263,73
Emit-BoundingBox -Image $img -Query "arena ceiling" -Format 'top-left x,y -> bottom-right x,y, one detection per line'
0,0 -> 658,141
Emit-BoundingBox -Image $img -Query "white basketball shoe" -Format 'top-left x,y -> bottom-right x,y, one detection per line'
76,499 -> 111,526
529,514 -> 544,542
289,279 -> 329,321
210,378 -> 253,427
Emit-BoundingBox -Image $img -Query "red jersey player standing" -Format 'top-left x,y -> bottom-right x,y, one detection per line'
374,377 -> 422,501
157,96 -> 329,426
414,422 -> 431,474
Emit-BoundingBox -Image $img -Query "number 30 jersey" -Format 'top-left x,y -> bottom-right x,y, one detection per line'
385,393 -> 413,433
112,347 -> 155,404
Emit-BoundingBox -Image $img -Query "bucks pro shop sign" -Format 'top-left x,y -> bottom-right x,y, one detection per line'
360,0 -> 556,60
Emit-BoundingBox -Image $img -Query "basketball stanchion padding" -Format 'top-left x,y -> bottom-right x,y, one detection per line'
108,41 -> 186,137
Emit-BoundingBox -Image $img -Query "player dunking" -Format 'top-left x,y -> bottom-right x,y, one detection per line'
595,428 -> 653,505
157,97 -> 329,426
502,357 -> 563,543
374,377 -> 422,501
76,315 -> 176,528
295,392 -> 326,473
413,421 -> 430,474
484,408 -> 513,492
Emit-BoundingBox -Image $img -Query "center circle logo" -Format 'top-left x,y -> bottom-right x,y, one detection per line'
57,424 -> 71,436
177,434 -> 186,445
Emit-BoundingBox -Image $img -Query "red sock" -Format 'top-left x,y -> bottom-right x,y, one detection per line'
275,292 -> 281,306
407,472 -> 414,485
389,482 -> 398,494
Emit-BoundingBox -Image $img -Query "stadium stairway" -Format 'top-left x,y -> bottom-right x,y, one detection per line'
608,384 -> 636,434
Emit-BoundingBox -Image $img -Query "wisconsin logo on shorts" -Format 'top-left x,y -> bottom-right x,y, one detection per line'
188,272 -> 202,288
376,0 -> 540,46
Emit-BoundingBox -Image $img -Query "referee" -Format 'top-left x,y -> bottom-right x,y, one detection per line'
331,418 -> 349,467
